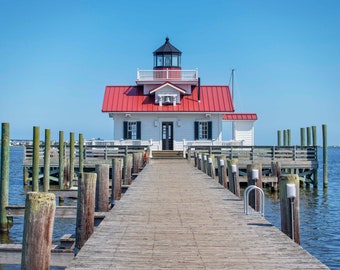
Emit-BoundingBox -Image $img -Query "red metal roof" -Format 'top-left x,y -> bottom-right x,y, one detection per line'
223,113 -> 258,121
102,85 -> 234,113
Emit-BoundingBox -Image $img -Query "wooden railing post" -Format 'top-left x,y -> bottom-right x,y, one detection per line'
21,192 -> 56,270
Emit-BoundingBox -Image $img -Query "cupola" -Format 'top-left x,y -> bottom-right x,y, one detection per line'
153,37 -> 182,69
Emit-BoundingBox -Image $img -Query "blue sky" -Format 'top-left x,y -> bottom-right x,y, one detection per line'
1,0 -> 339,145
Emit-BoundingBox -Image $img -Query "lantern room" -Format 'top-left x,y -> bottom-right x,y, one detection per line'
153,37 -> 182,69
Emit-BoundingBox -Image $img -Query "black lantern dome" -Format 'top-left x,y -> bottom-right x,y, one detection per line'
153,37 -> 182,69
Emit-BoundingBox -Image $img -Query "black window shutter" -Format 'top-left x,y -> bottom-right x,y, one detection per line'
194,121 -> 198,140
136,121 -> 141,140
208,121 -> 212,140
123,121 -> 128,139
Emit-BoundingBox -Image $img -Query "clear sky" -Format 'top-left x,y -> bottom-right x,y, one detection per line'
1,0 -> 339,146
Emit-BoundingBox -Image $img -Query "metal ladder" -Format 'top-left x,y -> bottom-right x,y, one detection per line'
244,185 -> 265,217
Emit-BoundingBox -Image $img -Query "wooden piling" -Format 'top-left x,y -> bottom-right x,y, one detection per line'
247,163 -> 262,211
300,128 -> 306,146
227,159 -> 240,197
112,158 -> 122,202
43,129 -> 51,192
69,132 -> 75,188
0,123 -> 10,232
21,192 -> 56,270
312,126 -> 317,147
277,130 -> 282,146
283,130 -> 287,146
75,173 -> 97,252
59,131 -> 65,189
271,161 -> 281,192
307,127 -> 312,146
322,124 -> 328,188
95,164 -> 110,212
279,174 -> 300,244
133,152 -> 141,174
287,129 -> 291,146
79,134 -> 84,175
32,126 -> 40,192
123,154 -> 133,185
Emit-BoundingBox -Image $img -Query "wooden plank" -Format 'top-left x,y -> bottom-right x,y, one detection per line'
66,160 -> 328,269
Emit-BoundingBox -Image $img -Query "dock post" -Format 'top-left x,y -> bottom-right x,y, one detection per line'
247,163 -> 262,211
271,161 -> 281,192
32,126 -> 40,192
203,154 -> 207,174
59,131 -> 65,190
132,152 -> 139,174
95,164 -> 110,212
112,158 -> 122,203
322,124 -> 328,188
312,126 -> 318,187
79,134 -> 84,175
279,174 -> 300,244
287,129 -> 291,146
277,130 -> 282,146
0,123 -> 10,232
75,173 -> 97,253
69,132 -> 75,188
312,126 -> 317,147
283,130 -> 287,146
123,154 -> 133,185
227,159 -> 240,197
197,153 -> 202,170
300,128 -> 306,146
21,192 -> 56,270
307,127 -> 312,146
43,129 -> 51,192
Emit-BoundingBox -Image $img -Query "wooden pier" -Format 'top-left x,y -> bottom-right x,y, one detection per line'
66,159 -> 327,269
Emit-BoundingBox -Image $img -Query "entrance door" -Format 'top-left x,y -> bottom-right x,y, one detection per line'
162,122 -> 173,150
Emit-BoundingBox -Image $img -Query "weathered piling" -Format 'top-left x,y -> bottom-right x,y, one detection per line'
133,152 -> 143,174
69,132 -> 75,188
59,131 -> 65,189
207,155 -> 215,178
0,123 -> 10,232
197,153 -> 202,170
217,156 -> 227,187
21,192 -> 56,270
75,173 -> 97,253
312,126 -> 317,147
277,130 -> 282,146
307,126 -> 312,146
247,164 -> 262,211
32,126 -> 40,192
283,130 -> 288,146
271,161 -> 281,191
43,129 -> 51,192
79,133 -> 84,175
300,127 -> 306,146
322,124 -> 328,188
287,129 -> 291,146
228,159 -> 240,197
279,174 -> 300,244
123,154 -> 133,185
95,164 -> 110,212
112,158 -> 122,202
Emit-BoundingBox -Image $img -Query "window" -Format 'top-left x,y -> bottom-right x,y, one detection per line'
194,121 -> 212,140
123,121 -> 141,140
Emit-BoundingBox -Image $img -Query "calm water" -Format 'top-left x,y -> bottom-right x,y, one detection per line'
1,147 -> 340,269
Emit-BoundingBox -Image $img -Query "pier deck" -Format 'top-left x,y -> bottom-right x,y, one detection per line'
66,159 -> 328,269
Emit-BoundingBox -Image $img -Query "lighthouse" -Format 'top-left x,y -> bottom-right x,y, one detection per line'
102,38 -> 257,152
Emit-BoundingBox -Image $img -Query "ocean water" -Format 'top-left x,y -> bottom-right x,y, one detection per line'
1,147 -> 340,269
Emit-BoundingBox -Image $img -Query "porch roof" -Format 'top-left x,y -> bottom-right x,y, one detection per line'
223,113 -> 258,121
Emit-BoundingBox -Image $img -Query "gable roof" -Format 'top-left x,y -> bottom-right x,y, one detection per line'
149,82 -> 186,94
102,85 -> 234,113
223,113 -> 258,121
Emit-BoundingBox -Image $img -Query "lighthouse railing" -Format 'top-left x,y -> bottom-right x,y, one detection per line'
137,69 -> 198,82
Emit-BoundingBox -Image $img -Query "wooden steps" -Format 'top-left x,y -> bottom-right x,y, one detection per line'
151,150 -> 184,159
